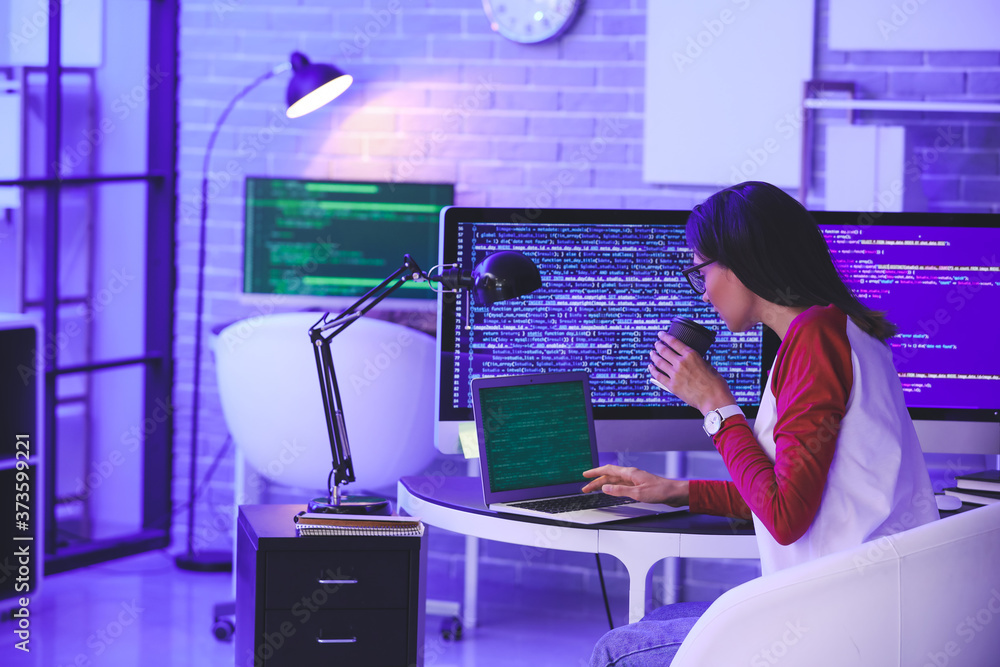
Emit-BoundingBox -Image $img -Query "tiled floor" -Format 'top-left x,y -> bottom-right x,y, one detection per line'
1,549 -> 624,666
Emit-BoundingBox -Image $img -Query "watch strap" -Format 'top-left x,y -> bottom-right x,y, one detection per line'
715,404 -> 743,421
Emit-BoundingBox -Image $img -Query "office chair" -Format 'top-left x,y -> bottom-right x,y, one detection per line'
671,502 -> 1000,665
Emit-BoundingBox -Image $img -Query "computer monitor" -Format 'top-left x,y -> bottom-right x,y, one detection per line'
243,177 -> 454,311
436,207 -> 1000,456
814,211 -> 1000,455
436,207 -> 778,453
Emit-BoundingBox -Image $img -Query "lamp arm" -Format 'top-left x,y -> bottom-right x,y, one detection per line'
311,332 -> 355,489
308,255 -> 427,494
427,262 -> 472,292
313,254 -> 425,338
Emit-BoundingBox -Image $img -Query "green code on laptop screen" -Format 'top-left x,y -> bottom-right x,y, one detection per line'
479,381 -> 594,493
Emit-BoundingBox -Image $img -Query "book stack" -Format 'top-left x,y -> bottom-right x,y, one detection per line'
943,470 -> 1000,506
293,511 -> 424,537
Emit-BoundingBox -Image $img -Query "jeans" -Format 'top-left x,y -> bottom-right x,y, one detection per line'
588,601 -> 711,667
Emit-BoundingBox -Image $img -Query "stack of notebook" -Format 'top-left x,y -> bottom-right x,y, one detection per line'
293,512 -> 424,537
943,470 -> 1000,506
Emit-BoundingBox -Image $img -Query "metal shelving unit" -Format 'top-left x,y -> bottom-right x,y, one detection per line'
0,0 -> 178,574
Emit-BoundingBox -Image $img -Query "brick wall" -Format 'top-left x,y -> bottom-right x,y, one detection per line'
175,0 -> 1000,604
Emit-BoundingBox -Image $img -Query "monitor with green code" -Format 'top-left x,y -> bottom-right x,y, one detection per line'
243,177 -> 453,305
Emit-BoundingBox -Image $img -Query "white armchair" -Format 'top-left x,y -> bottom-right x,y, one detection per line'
672,502 -> 1000,666
213,312 -> 438,496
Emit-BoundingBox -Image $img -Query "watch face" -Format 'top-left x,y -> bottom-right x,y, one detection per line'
704,411 -> 723,435
482,0 -> 582,44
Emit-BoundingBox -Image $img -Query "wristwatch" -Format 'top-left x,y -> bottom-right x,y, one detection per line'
703,405 -> 743,436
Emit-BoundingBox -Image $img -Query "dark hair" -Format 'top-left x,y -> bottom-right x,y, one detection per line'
685,181 -> 897,341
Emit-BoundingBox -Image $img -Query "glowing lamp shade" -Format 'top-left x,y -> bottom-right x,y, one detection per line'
286,51 -> 353,119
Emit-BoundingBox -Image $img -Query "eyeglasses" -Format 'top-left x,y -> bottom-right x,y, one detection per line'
682,260 -> 716,295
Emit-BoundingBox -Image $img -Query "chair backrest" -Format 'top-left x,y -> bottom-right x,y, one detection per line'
672,502 -> 1000,667
213,312 -> 438,493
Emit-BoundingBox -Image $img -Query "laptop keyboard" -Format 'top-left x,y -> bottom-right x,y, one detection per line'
509,494 -> 637,514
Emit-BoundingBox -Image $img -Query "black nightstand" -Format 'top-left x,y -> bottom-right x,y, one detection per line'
236,504 -> 426,667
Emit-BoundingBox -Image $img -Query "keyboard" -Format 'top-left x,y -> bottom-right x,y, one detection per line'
508,494 -> 637,514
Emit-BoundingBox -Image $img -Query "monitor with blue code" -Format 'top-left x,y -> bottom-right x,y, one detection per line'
437,207 -> 769,453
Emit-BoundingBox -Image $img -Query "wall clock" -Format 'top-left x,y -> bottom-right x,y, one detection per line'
482,0 -> 583,44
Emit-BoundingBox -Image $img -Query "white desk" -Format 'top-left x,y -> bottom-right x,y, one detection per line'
398,476 -> 759,624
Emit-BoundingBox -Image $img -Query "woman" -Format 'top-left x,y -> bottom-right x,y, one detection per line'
585,181 -> 938,666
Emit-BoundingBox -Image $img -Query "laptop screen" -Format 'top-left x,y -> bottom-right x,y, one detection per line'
476,375 -> 596,494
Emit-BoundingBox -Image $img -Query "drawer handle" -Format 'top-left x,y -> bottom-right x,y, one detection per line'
317,578 -> 358,585
316,637 -> 358,644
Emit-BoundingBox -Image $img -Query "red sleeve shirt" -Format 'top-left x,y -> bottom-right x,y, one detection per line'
689,306 -> 854,545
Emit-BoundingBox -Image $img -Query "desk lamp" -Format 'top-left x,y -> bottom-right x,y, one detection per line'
307,251 -> 542,514
179,52 -> 352,572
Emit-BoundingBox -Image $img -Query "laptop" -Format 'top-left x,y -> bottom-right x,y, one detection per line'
472,371 -> 685,525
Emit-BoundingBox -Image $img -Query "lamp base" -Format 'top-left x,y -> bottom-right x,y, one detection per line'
308,495 -> 391,515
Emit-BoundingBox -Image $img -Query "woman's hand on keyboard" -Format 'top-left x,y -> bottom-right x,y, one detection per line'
581,465 -> 689,507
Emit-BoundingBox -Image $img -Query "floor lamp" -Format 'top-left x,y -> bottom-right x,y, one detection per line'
176,52 -> 353,572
